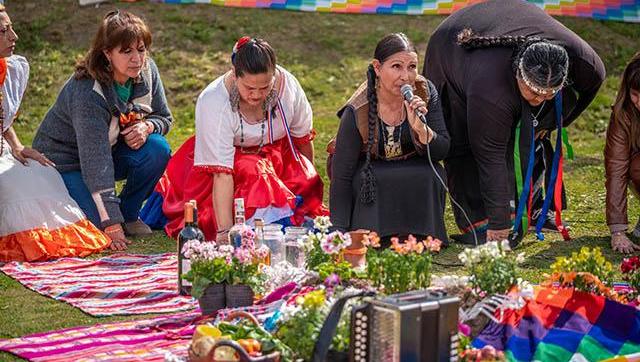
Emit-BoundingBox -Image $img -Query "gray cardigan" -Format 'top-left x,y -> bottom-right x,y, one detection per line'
33,58 -> 172,227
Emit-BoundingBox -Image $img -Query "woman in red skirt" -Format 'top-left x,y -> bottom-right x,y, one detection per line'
145,37 -> 327,241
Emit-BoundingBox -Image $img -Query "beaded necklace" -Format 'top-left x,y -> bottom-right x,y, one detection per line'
239,112 -> 267,154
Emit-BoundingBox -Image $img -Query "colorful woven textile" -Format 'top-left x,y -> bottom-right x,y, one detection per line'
473,287 -> 640,361
146,0 -> 639,23
0,283 -> 305,361
0,311 -> 199,361
0,253 -> 198,316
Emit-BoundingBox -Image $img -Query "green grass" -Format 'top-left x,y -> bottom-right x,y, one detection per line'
2,1 -> 640,360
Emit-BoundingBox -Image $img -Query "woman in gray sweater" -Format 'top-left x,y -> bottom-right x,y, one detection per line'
33,10 -> 172,250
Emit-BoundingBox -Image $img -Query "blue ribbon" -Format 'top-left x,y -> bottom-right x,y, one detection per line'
512,115 -> 536,239
535,92 -> 564,240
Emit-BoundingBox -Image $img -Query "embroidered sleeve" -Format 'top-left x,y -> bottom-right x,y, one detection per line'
286,72 -> 313,138
194,83 -> 236,170
194,165 -> 234,175
292,128 -> 316,146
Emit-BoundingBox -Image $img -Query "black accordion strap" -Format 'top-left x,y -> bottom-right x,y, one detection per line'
311,290 -> 376,362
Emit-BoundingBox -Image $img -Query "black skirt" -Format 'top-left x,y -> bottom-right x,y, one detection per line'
349,156 -> 448,243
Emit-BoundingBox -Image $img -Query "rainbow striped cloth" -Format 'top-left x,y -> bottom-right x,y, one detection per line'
473,287 -> 640,361
146,0 -> 640,23
0,285 -> 300,361
0,253 -> 198,316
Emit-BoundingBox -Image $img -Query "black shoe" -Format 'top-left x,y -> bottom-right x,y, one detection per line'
529,210 -> 570,233
450,230 -> 486,246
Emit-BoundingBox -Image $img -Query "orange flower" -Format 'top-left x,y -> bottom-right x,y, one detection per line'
391,237 -> 409,255
363,232 -> 381,248
423,236 -> 442,253
413,241 -> 425,255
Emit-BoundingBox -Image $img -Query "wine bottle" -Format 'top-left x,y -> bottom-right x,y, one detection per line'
228,198 -> 246,248
189,199 -> 205,241
177,201 -> 204,296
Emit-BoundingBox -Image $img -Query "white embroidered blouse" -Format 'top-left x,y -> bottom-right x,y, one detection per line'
194,66 -> 313,171
1,55 -> 29,132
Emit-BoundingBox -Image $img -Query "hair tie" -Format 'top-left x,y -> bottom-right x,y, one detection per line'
231,36 -> 252,65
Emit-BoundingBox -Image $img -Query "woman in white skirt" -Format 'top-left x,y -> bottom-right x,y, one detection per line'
0,5 -> 111,262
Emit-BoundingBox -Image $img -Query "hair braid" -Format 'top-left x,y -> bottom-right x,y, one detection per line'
457,29 -> 534,50
359,64 -> 378,204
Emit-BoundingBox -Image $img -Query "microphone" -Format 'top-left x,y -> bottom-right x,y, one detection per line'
400,84 -> 427,123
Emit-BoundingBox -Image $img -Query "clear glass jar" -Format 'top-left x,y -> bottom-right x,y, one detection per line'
284,226 -> 308,268
262,224 -> 284,265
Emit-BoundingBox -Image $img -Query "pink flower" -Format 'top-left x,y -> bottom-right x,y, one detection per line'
458,322 -> 471,337
424,236 -> 442,253
234,247 -> 253,265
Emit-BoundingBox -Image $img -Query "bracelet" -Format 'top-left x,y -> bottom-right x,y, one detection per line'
217,228 -> 230,235
104,224 -> 122,233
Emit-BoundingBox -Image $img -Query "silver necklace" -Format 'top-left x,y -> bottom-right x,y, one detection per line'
531,101 -> 546,128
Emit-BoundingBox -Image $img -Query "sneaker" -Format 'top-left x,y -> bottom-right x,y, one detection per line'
529,210 -> 570,233
122,219 -> 153,237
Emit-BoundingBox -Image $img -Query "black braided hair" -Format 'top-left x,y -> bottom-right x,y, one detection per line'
457,28 -> 568,91
359,33 -> 417,204
233,38 -> 277,77
359,64 -> 378,204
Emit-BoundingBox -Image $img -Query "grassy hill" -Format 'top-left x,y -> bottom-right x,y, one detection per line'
1,1 -> 640,358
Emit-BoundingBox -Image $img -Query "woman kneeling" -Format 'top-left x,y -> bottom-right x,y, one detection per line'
329,33 -> 450,243
153,37 -> 327,242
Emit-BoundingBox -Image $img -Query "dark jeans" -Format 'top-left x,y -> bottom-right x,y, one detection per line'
61,134 -> 170,227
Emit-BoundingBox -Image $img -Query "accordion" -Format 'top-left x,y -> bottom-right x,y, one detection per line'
349,289 -> 460,362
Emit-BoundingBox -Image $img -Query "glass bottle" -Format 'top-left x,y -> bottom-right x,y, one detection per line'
262,224 -> 285,265
228,198 -> 246,248
284,226 -> 308,268
177,201 -> 204,296
254,218 -> 270,265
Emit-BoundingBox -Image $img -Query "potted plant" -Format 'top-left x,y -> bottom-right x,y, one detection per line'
182,240 -> 233,315
182,229 -> 270,314
364,233 -> 441,294
227,227 -> 269,308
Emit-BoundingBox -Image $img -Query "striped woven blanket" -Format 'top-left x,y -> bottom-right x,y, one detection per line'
0,253 -> 198,316
473,286 -> 640,361
0,284 -> 305,361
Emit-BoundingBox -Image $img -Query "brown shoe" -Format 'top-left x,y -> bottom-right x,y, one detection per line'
122,219 -> 153,237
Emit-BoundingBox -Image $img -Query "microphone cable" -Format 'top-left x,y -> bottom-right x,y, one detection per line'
401,83 -> 479,246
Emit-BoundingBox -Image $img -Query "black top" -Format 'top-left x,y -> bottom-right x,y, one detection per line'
423,0 -> 605,229
330,80 -> 450,233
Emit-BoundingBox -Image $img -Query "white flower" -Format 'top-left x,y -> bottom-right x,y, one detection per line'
313,216 -> 332,233
501,239 -> 511,252
516,252 -> 526,264
458,252 -> 468,264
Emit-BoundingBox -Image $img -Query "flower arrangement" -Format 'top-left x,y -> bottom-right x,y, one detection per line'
547,247 -> 615,296
365,233 -> 441,294
301,216 -> 356,282
621,256 -> 640,298
274,288 -> 352,360
182,229 -> 270,299
458,240 -> 524,296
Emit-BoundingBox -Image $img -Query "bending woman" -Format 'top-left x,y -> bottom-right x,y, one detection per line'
147,37 -> 327,241
329,33 -> 450,242
605,52 -> 640,254
0,5 -> 110,261
33,10 -> 172,250
424,0 -> 605,244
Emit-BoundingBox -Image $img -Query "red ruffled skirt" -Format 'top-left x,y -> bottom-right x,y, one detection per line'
158,136 -> 328,240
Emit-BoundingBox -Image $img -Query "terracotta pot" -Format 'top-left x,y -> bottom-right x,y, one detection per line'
225,284 -> 254,308
197,283 -> 225,316
344,230 -> 368,268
